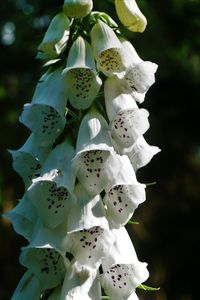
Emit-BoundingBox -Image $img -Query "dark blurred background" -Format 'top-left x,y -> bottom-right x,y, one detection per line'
0,1 -> 200,299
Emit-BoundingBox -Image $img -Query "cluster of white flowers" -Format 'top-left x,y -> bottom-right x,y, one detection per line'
5,1 -> 160,299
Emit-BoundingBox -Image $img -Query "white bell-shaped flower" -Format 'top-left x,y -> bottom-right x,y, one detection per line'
63,0 -> 93,18
27,139 -> 75,229
9,133 -> 51,188
67,183 -> 108,233
11,270 -> 42,300
100,227 -> 149,300
110,108 -> 149,150
103,156 -> 145,228
37,12 -> 70,60
91,20 -> 127,76
20,68 -> 68,146
115,0 -> 147,33
60,260 -> 101,300
19,221 -> 70,289
123,61 -> 158,94
124,136 -> 161,171
73,108 -> 122,196
3,195 -> 37,242
62,36 -> 102,110
104,76 -> 138,122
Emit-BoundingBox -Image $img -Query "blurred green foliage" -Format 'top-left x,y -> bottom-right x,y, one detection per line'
0,0 -> 200,299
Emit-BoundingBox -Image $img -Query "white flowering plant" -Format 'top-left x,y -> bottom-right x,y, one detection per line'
5,1 -> 160,299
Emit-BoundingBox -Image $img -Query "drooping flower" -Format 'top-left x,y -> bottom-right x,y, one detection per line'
3,195 -> 37,242
9,133 -> 51,188
114,0 -> 147,33
11,270 -> 42,300
20,68 -> 68,146
63,0 -> 93,18
19,221 -> 70,289
27,139 -> 75,229
67,183 -> 108,233
110,108 -> 149,150
60,260 -> 101,300
37,12 -> 70,60
100,227 -> 149,300
73,108 -> 122,196
91,20 -> 127,76
104,76 -> 138,122
62,36 -> 102,110
124,136 -> 161,171
103,155 -> 145,228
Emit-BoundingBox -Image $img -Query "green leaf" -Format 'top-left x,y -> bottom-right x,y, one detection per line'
101,297 -> 111,300
137,284 -> 160,291
128,220 -> 140,225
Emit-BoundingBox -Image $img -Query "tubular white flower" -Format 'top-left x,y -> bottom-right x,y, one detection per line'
91,20 -> 127,76
63,0 -> 93,18
110,108 -> 150,150
64,225 -> 115,269
120,38 -> 143,66
100,227 -> 149,300
104,76 -> 138,122
27,139 -> 76,229
62,36 -> 102,110
3,195 -> 37,242
73,108 -> 123,196
124,136 -> 161,171
19,221 -> 70,289
9,133 -> 51,188
60,261 -> 100,300
20,68 -> 68,146
11,270 -> 42,300
123,61 -> 158,94
103,155 -> 145,228
67,183 -> 108,233
114,0 -> 147,33
37,12 -> 70,60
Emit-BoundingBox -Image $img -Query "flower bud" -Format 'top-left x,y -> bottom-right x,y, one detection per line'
63,0 -> 93,18
115,0 -> 147,32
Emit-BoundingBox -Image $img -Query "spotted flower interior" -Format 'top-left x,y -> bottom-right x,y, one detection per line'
6,1 -> 160,299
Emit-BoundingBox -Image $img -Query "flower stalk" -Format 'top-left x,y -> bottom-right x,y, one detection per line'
5,1 -> 160,299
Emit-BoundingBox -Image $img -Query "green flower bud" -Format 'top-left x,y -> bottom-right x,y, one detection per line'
63,0 -> 93,18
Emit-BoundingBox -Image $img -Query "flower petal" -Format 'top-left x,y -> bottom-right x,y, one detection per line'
67,183 -> 108,233
91,20 -> 126,76
100,227 -> 149,299
124,136 -> 161,171
62,37 -> 102,110
63,0 -> 93,18
48,284 -> 62,300
9,133 -> 51,187
11,270 -> 42,300
3,195 -> 37,241
124,61 -> 158,94
60,261 -> 99,300
20,69 -> 68,146
110,108 -> 149,149
20,246 -> 67,289
103,156 -> 145,228
115,0 -> 147,33
104,76 -> 138,122
37,12 -> 70,60
74,109 -> 122,195
65,226 -> 115,268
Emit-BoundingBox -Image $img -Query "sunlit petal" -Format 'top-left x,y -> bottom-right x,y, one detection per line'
20,68 -> 68,146
91,20 -> 126,76
37,12 -> 70,60
115,0 -> 147,33
62,37 -> 102,110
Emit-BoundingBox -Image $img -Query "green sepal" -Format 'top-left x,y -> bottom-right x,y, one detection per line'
137,284 -> 160,291
145,181 -> 157,187
128,220 -> 139,225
